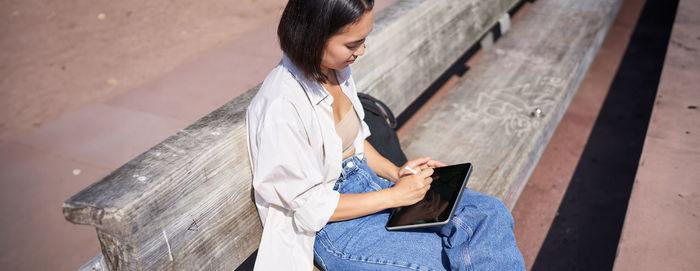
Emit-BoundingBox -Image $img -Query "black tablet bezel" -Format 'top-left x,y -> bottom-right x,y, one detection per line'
385,163 -> 472,231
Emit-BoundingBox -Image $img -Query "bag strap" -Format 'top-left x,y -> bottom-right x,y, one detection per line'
358,92 -> 397,129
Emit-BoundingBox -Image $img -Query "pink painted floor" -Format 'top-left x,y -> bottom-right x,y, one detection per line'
0,0 -> 288,147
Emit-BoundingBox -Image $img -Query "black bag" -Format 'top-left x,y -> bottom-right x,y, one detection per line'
358,93 -> 408,167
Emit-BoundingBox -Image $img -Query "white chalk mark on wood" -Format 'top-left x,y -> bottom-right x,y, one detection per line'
162,229 -> 173,262
451,75 -> 564,137
499,13 -> 511,34
132,174 -> 148,183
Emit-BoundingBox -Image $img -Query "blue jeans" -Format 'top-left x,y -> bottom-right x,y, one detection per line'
314,154 -> 525,270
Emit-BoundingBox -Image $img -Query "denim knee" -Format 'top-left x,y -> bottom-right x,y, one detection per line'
464,191 -> 515,228
484,195 -> 514,228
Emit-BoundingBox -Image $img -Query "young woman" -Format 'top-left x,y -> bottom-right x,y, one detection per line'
246,0 -> 525,270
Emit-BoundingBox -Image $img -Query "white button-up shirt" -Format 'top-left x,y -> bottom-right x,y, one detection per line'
246,55 -> 371,270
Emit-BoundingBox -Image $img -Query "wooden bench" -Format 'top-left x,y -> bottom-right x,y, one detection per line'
63,0 -> 621,269
401,0 -> 622,209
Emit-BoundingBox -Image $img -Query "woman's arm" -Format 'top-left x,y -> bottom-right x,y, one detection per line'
329,190 -> 394,221
329,167 -> 434,222
364,140 -> 401,182
330,140 -> 448,222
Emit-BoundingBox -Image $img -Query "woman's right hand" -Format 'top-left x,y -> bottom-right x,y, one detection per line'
388,167 -> 434,207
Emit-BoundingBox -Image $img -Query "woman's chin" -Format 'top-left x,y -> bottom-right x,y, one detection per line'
333,63 -> 351,70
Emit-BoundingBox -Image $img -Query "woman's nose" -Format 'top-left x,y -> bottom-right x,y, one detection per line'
355,43 -> 366,57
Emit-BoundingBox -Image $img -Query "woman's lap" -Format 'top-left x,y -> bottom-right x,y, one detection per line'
315,221 -> 445,270
314,155 -> 524,271
315,155 -> 444,270
438,189 -> 524,270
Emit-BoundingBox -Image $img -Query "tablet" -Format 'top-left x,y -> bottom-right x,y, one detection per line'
386,163 -> 472,231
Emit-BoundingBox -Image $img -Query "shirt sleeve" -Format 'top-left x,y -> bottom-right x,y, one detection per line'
251,101 -> 340,233
360,119 -> 371,139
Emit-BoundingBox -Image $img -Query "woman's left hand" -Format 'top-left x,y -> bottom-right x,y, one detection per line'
425,157 -> 447,169
398,156 -> 447,178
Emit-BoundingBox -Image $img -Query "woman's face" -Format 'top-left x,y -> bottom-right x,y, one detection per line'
321,10 -> 374,75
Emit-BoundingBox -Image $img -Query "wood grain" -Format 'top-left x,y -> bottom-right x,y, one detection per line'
401,0 -> 623,209
353,0 -> 521,115
64,87 -> 262,270
78,254 -> 107,271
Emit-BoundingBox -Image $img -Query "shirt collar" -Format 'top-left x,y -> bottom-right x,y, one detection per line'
282,54 -> 351,106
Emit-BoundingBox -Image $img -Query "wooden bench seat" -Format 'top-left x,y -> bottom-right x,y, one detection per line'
63,0 -> 621,270
401,0 -> 622,209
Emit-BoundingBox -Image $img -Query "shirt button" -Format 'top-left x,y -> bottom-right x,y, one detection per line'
347,162 -> 354,168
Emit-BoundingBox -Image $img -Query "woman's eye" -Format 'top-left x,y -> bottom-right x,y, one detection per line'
346,45 -> 359,50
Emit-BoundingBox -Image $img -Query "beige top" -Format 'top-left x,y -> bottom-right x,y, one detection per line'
335,107 -> 361,160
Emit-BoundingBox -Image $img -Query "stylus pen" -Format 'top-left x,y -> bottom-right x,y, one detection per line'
404,166 -> 418,175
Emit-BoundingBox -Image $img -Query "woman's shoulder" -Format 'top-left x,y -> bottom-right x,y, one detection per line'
248,63 -> 308,123
257,63 -> 302,98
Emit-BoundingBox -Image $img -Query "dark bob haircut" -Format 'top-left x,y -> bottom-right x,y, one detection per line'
278,0 -> 374,83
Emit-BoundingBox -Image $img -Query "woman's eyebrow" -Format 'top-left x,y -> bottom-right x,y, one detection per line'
348,27 -> 374,44
348,38 -> 366,45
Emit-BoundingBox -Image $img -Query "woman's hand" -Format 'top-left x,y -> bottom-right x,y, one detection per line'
426,157 -> 448,168
388,167 -> 434,207
398,156 -> 447,177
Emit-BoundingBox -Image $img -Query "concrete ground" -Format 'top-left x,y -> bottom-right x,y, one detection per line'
0,0 -> 289,147
1,0 -> 698,270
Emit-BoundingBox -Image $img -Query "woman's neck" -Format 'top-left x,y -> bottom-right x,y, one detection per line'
322,68 -> 338,85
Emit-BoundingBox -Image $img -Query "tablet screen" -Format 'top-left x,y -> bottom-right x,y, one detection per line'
386,163 -> 472,229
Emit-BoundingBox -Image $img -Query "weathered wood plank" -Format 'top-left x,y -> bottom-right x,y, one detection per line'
64,87 -> 262,270
78,253 -> 107,271
353,0 -> 521,115
401,0 -> 623,209
63,0 -> 519,270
